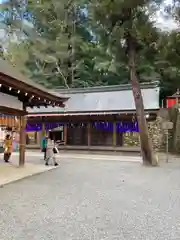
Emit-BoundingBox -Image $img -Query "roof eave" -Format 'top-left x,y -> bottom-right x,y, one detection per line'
27,108 -> 159,117
0,73 -> 68,104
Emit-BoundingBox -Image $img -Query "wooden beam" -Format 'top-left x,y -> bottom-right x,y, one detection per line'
0,106 -> 27,116
19,104 -> 26,166
0,73 -> 68,105
27,115 -> 129,123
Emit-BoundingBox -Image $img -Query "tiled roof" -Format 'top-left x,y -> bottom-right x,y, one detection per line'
28,82 -> 160,114
0,58 -> 66,99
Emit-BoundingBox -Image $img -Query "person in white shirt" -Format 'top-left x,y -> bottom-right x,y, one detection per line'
45,137 -> 58,166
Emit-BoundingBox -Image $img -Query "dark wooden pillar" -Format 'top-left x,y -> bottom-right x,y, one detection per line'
42,121 -> 46,137
113,120 -> 117,147
87,121 -> 91,147
19,105 -> 26,166
64,123 -> 67,145
121,133 -> 124,147
35,131 -> 37,144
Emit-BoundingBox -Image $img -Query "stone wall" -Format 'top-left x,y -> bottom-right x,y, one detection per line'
123,132 -> 140,147
148,117 -> 163,151
123,108 -> 180,153
123,117 -> 164,151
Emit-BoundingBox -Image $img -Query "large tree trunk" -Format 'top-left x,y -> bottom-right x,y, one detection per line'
127,37 -> 157,166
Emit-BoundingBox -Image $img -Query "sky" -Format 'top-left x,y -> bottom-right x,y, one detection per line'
0,0 -> 178,43
155,0 -> 178,30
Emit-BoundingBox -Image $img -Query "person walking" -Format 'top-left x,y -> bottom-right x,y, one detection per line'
41,135 -> 47,160
45,137 -> 58,166
3,134 -> 13,162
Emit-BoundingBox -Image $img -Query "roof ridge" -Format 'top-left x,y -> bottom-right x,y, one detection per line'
53,81 -> 159,94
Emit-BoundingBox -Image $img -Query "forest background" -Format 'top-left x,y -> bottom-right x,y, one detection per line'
0,0 -> 179,104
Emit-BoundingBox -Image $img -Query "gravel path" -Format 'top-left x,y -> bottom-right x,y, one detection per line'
0,158 -> 180,240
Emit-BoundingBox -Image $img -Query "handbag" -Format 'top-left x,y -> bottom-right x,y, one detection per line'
53,146 -> 59,154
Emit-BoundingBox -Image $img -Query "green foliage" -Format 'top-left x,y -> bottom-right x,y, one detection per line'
0,0 -> 180,100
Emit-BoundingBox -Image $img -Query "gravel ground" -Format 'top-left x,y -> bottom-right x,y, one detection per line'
0,157 -> 180,240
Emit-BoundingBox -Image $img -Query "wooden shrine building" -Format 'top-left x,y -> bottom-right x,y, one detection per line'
27,81 -> 160,151
0,58 -> 67,165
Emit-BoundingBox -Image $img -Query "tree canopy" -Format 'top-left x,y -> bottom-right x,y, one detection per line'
0,0 -> 179,97
1,0 -> 180,164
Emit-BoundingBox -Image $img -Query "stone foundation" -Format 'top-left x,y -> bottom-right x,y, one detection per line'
124,118 -> 164,151
123,132 -> 140,147
148,117 -> 163,151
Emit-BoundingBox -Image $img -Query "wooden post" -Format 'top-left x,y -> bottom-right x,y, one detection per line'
113,120 -> 117,147
37,131 -> 41,146
35,131 -> 37,144
42,117 -> 46,137
87,121 -> 91,147
63,123 -> 67,145
121,133 -> 124,147
42,122 -> 46,137
19,107 -> 26,166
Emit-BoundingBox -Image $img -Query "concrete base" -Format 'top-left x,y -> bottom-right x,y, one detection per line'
0,162 -> 56,187
26,144 -> 141,154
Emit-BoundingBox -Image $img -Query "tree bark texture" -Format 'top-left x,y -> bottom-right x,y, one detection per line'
127,37 -> 157,165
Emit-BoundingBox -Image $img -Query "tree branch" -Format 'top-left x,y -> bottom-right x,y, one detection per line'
55,62 -> 70,88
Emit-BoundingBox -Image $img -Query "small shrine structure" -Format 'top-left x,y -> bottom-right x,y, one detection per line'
0,58 -> 68,166
166,89 -> 180,108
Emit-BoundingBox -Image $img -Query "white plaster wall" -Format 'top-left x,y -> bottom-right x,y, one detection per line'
0,92 -> 23,110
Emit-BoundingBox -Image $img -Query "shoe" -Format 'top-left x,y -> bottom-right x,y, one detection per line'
54,162 -> 58,166
45,162 -> 49,166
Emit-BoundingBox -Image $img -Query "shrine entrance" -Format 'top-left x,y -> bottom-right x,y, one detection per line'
0,114 -> 20,153
0,58 -> 68,166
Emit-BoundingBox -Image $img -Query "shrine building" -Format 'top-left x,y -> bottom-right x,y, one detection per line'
26,81 -> 160,151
